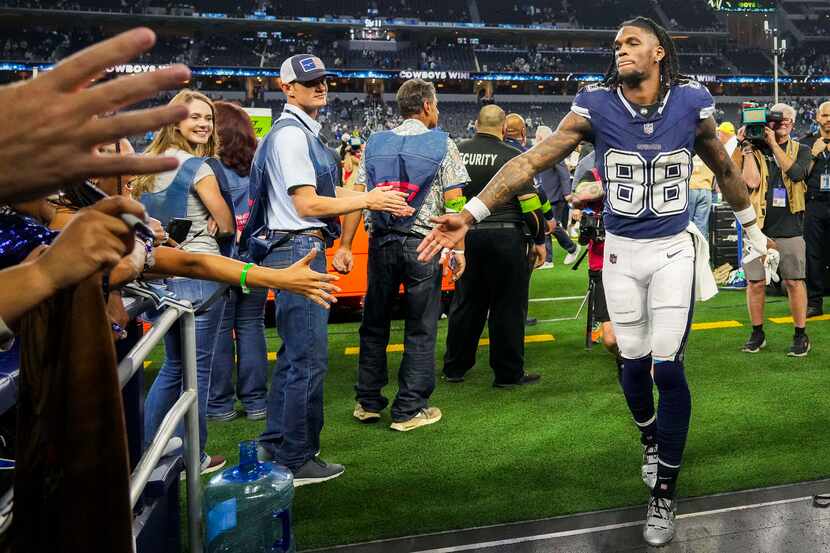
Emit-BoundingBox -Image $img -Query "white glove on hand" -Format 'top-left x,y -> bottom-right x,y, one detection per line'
743,224 -> 769,266
764,249 -> 781,285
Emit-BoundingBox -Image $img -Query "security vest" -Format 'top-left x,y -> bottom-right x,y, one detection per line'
363,128 -> 448,236
458,133 -> 524,224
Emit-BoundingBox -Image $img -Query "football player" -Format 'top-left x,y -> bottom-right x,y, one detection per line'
417,16 -> 770,546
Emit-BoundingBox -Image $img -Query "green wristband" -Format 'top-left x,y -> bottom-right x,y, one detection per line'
520,196 -> 543,213
240,262 -> 254,295
445,196 -> 467,212
541,200 -> 552,213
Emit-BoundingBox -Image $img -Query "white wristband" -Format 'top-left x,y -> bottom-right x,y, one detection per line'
734,206 -> 757,225
463,197 -> 491,223
452,249 -> 465,255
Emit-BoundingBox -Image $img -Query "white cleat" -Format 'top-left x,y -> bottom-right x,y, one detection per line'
643,496 -> 677,546
642,444 -> 658,490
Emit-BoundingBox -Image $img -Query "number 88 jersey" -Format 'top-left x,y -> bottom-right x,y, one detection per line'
570,79 -> 716,239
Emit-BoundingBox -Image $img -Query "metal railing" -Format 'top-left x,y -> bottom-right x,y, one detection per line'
117,302 -> 203,553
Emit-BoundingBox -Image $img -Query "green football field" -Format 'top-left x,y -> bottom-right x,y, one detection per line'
146,248 -> 830,551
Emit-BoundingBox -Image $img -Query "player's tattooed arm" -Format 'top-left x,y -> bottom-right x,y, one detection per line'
477,111 -> 592,210
694,116 -> 755,222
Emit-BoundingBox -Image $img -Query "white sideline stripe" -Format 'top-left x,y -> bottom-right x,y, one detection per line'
411,496 -> 814,553
528,295 -> 585,303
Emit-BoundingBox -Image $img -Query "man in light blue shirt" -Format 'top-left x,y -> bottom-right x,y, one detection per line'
245,54 -> 412,486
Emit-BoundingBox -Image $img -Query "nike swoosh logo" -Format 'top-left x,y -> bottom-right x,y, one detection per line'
667,251 -> 682,259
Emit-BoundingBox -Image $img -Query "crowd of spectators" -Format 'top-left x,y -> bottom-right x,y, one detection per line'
3,0 -> 825,37
6,24 -> 809,79
783,43 -> 830,76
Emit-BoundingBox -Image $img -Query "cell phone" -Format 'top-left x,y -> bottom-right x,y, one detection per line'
81,181 -> 155,241
166,218 -> 193,244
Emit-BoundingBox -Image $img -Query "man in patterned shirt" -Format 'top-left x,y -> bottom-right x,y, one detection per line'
335,78 -> 470,432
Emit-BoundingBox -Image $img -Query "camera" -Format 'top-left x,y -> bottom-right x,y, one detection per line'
741,103 -> 785,144
578,208 -> 604,246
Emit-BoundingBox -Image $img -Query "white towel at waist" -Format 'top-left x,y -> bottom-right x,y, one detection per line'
686,222 -> 718,301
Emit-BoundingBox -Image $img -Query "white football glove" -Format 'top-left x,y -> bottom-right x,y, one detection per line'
743,223 -> 769,265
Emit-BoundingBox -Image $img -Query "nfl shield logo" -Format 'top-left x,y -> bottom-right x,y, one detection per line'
609,253 -> 617,264
643,122 -> 654,135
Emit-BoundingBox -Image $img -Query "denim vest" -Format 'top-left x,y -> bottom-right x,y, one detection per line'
363,129 -> 448,235
140,157 -> 240,257
207,160 -> 252,259
140,156 -> 205,228
241,116 -> 342,260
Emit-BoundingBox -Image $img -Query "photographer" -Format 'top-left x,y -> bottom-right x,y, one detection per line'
341,135 -> 363,190
804,101 -> 830,317
734,103 -> 811,356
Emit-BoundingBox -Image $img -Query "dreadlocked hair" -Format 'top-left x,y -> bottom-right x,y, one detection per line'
602,16 -> 685,97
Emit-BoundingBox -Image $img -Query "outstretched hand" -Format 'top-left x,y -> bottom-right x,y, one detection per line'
33,196 -> 145,291
365,185 -> 415,217
0,27 -> 192,203
282,249 -> 341,309
417,213 -> 471,262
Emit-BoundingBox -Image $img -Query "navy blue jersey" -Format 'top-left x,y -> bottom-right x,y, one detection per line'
571,79 -> 715,239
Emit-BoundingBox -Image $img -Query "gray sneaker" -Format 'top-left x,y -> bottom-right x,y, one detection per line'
643,496 -> 677,546
642,444 -> 658,490
291,456 -> 345,487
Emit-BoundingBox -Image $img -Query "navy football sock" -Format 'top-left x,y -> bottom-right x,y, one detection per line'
621,354 -> 656,444
653,359 -> 692,498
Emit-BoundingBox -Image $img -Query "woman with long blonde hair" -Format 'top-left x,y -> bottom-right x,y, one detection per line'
137,89 -> 236,475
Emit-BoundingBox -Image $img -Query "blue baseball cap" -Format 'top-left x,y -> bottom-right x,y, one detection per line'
280,54 -> 335,84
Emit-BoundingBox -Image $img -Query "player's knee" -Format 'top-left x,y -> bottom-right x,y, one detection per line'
617,339 -> 651,360
614,323 -> 650,359
652,359 -> 689,392
651,333 -> 684,362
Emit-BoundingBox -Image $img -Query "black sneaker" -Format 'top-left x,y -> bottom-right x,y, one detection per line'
741,331 -> 766,353
807,305 -> 823,318
788,334 -> 811,357
494,373 -> 541,388
291,456 -> 345,487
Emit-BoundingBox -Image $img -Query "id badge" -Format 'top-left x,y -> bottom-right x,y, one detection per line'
772,187 -> 787,208
821,173 -> 830,192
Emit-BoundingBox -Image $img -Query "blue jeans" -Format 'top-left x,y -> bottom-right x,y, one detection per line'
208,286 -> 268,416
258,234 -> 328,469
688,188 -> 712,238
144,278 -> 227,456
355,237 -> 442,421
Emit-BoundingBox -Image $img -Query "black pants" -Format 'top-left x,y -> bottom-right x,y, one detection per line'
545,201 -> 576,262
804,200 -> 830,308
356,237 -> 442,422
443,228 -> 531,385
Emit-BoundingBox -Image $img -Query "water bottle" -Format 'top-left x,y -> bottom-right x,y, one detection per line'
204,441 -> 295,553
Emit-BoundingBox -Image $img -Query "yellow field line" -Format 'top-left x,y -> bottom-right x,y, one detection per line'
691,320 -> 743,330
769,314 -> 830,324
